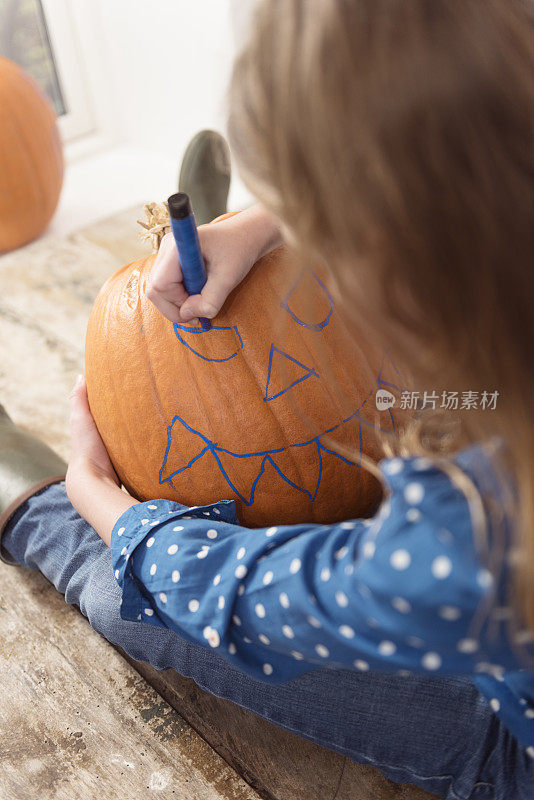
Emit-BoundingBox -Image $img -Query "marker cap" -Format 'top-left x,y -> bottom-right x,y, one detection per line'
168,192 -> 192,221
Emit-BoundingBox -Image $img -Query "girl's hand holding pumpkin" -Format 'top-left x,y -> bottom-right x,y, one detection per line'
67,374 -> 118,486
147,203 -> 282,324
66,374 -> 138,546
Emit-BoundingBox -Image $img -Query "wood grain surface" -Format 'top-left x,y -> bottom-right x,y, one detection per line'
0,561 -> 260,800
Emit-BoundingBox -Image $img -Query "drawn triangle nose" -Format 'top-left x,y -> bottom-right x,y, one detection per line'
264,344 -> 318,401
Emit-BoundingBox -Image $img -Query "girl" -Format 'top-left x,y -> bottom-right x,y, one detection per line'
2,1 -> 534,797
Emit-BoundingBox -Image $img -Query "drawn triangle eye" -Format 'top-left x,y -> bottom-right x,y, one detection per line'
281,270 -> 335,330
264,345 -> 318,401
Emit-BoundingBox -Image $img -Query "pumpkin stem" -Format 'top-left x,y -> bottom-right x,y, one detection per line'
137,202 -> 171,251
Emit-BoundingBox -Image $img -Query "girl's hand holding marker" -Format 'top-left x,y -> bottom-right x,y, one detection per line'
147,202 -> 282,326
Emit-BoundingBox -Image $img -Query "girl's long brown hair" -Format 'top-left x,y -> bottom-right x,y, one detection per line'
227,0 -> 534,644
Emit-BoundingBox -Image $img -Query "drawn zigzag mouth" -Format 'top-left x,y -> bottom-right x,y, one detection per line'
158,391 -> 394,506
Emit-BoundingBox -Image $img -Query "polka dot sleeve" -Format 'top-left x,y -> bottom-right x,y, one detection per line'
110,456 -> 520,684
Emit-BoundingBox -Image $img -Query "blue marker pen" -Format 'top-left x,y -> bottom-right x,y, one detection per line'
167,192 -> 211,331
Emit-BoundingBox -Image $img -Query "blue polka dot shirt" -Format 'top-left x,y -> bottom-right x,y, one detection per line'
110,441 -> 534,752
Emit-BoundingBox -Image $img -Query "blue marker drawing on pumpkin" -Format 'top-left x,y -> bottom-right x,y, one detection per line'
159,378 -> 396,506
162,271 -> 403,506
160,414 -> 356,506
281,270 -> 335,331
172,322 -> 243,362
264,345 -> 318,401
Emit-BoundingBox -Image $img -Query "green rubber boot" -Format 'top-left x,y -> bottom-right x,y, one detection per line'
178,130 -> 231,225
0,404 -> 66,563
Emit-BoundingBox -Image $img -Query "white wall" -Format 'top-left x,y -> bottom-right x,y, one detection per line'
95,1 -> 232,150
44,0 -> 259,237
79,0 -> 255,210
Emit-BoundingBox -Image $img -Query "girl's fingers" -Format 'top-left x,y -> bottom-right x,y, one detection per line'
69,375 -> 98,440
146,233 -> 190,322
147,228 -> 247,324
148,292 -> 185,324
69,372 -> 84,397
69,374 -> 88,407
179,274 -> 236,321
67,375 -> 119,483
153,232 -> 183,284
69,375 -> 91,416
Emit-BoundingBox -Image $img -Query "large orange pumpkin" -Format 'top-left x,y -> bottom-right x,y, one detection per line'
0,58 -> 63,252
85,211 -> 403,527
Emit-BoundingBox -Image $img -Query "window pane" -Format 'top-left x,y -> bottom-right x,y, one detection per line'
0,0 -> 66,115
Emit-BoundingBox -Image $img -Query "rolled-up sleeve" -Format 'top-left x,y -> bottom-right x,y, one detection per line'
110,457 -> 504,683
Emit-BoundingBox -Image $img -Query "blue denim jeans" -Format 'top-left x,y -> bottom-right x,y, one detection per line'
3,481 -> 534,800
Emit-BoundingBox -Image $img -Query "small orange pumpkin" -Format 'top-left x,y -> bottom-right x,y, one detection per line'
0,58 -> 63,252
85,210 -> 403,526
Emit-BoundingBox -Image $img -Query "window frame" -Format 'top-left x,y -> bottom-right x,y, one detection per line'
39,0 -> 96,142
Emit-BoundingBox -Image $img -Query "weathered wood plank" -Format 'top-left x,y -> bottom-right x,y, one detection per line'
124,658 -> 439,800
0,562 -> 261,800
0,205 -> 149,459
